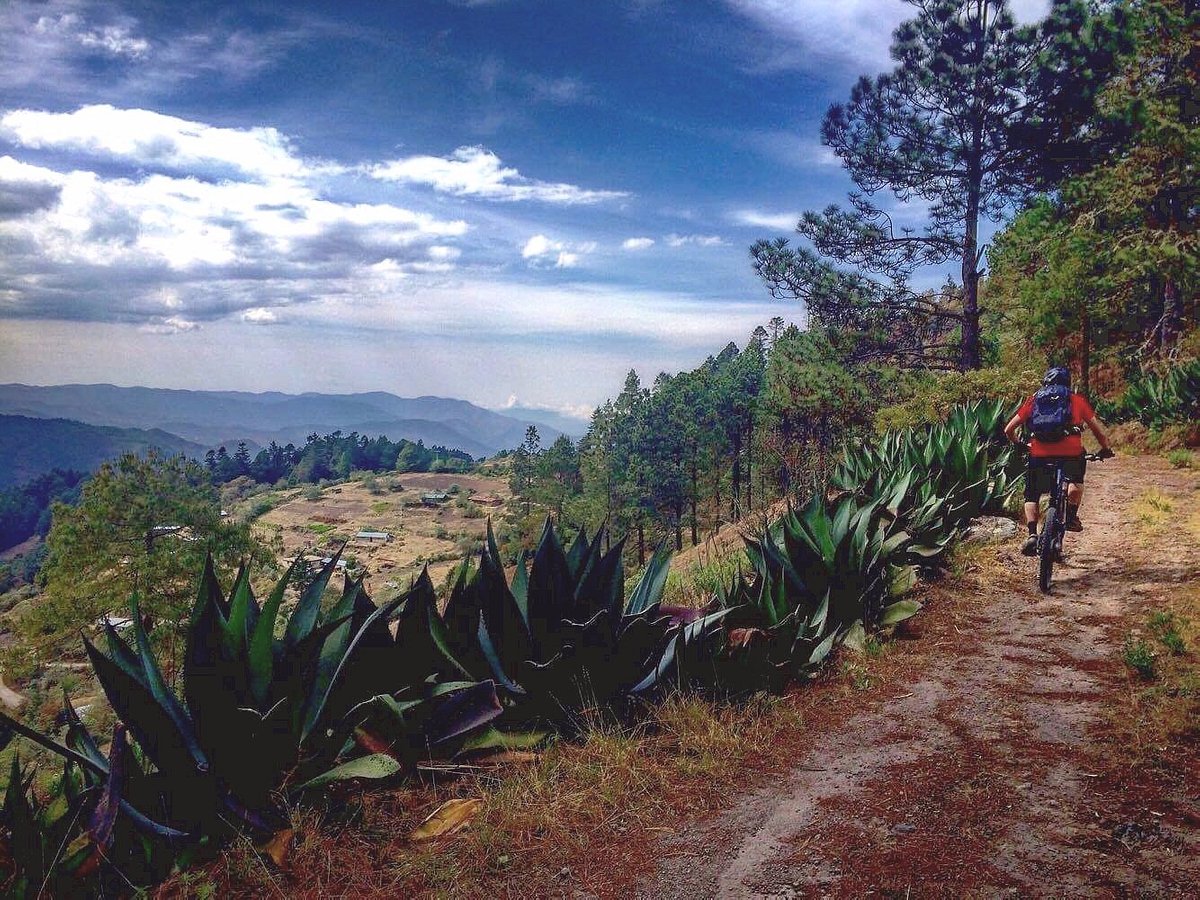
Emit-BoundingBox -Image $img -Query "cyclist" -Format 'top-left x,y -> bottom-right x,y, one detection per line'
1004,366 -> 1115,556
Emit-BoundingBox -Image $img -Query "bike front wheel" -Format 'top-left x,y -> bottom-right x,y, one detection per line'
1038,506 -> 1058,593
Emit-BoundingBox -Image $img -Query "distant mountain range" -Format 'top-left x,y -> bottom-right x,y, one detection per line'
0,384 -> 572,483
0,414 -> 207,489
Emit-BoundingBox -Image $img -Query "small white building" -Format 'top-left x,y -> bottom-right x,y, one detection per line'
356,530 -> 393,543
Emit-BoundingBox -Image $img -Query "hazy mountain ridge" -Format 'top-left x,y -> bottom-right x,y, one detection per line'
0,384 -> 565,462
0,415 -> 207,488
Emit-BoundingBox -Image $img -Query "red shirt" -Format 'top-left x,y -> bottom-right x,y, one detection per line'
1016,393 -> 1095,457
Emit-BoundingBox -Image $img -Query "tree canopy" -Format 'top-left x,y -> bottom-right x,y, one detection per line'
753,0 -> 1124,371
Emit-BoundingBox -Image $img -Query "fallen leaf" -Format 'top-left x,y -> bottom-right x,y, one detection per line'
728,627 -> 765,649
258,828 -> 295,868
411,798 -> 483,841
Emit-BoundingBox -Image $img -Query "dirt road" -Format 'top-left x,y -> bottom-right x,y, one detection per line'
636,456 -> 1200,898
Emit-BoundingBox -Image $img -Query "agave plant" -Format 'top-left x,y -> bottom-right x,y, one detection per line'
437,520 -> 705,723
834,400 -> 1022,529
1097,360 -> 1200,428
0,551 -> 503,891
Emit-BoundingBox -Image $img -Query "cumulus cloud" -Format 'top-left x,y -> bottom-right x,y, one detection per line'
370,146 -> 628,204
665,233 -> 723,248
241,307 -> 279,325
521,233 -> 596,268
0,145 -> 468,326
622,237 -> 655,251
0,105 -> 320,182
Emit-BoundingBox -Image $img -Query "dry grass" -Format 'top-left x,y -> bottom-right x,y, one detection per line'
1109,582 -> 1200,766
160,694 -> 810,898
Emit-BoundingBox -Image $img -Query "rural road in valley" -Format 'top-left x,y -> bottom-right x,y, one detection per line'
635,456 -> 1200,898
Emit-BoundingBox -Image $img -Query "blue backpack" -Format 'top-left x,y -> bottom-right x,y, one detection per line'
1029,385 -> 1074,442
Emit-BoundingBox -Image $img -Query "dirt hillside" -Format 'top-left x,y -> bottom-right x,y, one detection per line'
635,455 -> 1200,898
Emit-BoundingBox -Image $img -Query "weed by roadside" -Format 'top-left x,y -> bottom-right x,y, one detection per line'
1110,587 -> 1200,767
1123,636 -> 1157,679
1166,449 -> 1195,469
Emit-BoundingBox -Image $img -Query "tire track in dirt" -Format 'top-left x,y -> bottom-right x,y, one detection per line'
635,456 -> 1200,898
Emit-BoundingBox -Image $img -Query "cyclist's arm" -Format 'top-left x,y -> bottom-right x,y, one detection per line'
1083,414 -> 1113,452
1004,413 -> 1024,444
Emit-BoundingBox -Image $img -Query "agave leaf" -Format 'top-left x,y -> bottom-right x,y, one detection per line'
224,563 -> 256,656
805,629 -> 838,667
575,538 -> 626,626
248,557 -> 301,708
84,636 -> 204,778
880,599 -> 923,627
478,527 -> 533,680
296,753 -> 402,791
189,552 -> 228,630
0,709 -> 107,779
298,591 -> 411,743
526,518 -> 574,660
840,620 -> 867,654
888,564 -> 919,597
564,526 -> 591,580
456,726 -> 550,756
424,681 -> 504,745
284,547 -> 344,648
87,724 -> 130,853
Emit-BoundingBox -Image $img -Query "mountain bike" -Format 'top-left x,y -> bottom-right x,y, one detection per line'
1034,451 -> 1106,593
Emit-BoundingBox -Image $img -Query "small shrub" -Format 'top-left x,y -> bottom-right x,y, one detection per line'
1148,611 -> 1187,655
246,498 -> 275,520
303,485 -> 323,502
1123,637 -> 1157,679
1166,449 -> 1195,469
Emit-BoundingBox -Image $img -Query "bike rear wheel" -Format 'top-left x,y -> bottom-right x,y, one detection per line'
1038,506 -> 1058,593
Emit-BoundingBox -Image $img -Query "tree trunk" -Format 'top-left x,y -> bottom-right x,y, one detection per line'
1080,302 -> 1091,401
1162,278 -> 1182,355
730,432 -> 741,521
637,522 -> 645,568
961,191 -> 982,371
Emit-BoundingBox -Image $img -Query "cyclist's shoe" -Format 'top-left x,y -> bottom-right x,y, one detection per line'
1021,535 -> 1038,556
1066,514 -> 1083,532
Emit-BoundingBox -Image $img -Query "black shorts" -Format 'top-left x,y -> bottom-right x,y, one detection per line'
1024,455 -> 1087,502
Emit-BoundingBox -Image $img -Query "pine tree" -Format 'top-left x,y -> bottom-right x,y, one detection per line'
753,0 -> 1123,370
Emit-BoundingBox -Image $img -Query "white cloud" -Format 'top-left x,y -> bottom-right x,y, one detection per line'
0,105 -> 319,182
665,233 -> 723,248
622,237 -> 655,251
724,0 -> 1053,71
140,315 -> 200,334
500,393 -> 595,422
746,132 -> 840,170
241,308 -> 278,324
32,6 -> 149,59
731,209 -> 799,231
521,234 -> 595,268
0,153 -> 468,323
370,145 -> 628,204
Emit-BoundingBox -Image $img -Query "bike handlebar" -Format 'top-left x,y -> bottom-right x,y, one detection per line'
1012,444 -> 1112,462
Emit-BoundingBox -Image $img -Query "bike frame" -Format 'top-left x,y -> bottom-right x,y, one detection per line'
1036,451 -> 1102,592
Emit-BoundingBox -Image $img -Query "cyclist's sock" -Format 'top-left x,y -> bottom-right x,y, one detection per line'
1027,521 -> 1037,535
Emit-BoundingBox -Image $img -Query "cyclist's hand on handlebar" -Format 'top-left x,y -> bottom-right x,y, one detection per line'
1098,447 -> 1115,460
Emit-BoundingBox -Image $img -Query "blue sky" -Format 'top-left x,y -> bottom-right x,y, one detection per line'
0,0 -> 1048,421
